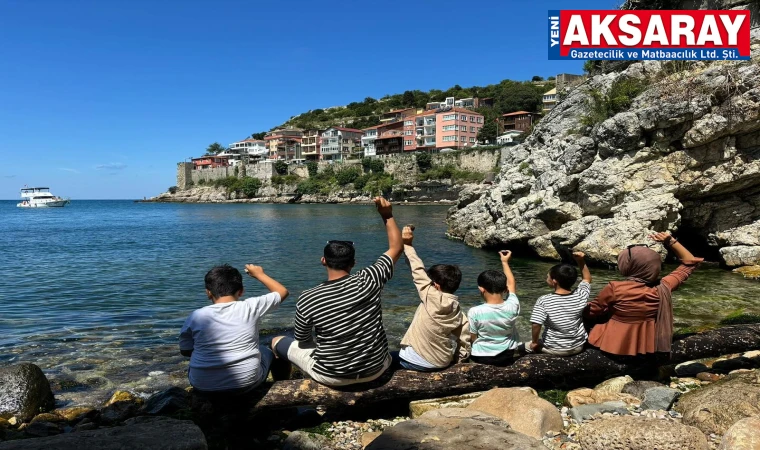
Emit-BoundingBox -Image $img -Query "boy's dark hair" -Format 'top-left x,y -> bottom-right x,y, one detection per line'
205,264 -> 244,299
477,270 -> 507,294
324,241 -> 356,272
549,263 -> 578,290
428,264 -> 462,294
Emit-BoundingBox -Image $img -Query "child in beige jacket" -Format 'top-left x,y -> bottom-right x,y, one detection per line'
395,225 -> 471,371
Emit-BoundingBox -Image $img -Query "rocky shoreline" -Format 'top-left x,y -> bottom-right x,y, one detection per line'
2,349 -> 760,449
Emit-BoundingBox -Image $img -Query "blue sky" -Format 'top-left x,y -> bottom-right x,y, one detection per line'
0,0 -> 614,199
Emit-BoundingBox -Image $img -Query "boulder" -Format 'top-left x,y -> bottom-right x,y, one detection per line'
621,380 -> 665,399
53,406 -> 95,423
719,416 -> 760,450
675,369 -> 760,434
361,431 -> 382,449
141,386 -> 190,415
23,420 -> 62,437
365,408 -> 544,449
466,387 -> 562,439
640,387 -> 681,411
565,387 -> 640,407
593,376 -> 633,394
0,416 -> 207,449
0,363 -> 55,422
408,392 -> 483,419
696,372 -> 723,382
282,431 -> 332,450
578,416 -> 709,450
676,361 -> 710,377
569,401 -> 630,422
100,390 -> 144,424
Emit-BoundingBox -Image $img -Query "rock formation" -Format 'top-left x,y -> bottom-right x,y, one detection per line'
447,54 -> 760,268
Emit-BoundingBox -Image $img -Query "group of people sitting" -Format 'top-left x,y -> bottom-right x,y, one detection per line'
178,197 -> 703,395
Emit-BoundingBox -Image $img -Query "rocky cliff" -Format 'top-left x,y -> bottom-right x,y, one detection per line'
447,54 -> 760,268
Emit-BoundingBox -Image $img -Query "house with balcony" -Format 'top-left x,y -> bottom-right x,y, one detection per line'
301,129 -> 324,161
192,155 -> 230,170
224,139 -> 268,163
403,108 -> 484,151
320,127 -> 363,161
362,122 -> 403,157
502,111 -> 538,132
497,130 -> 524,145
542,88 -> 557,114
374,130 -> 405,156
265,129 -> 303,161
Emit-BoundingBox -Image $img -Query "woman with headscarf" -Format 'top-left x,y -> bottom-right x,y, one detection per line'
585,232 -> 703,356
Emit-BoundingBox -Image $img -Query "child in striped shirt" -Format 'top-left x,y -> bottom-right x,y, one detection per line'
467,250 -> 520,366
524,252 -> 591,356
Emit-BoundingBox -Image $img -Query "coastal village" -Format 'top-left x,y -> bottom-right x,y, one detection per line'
188,74 -> 584,171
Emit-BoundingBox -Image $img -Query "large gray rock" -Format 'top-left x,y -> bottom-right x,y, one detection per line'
621,380 -> 665,399
365,409 -> 544,449
569,401 -> 630,422
141,387 -> 190,416
675,369 -> 760,434
640,387 -> 681,411
282,430 -> 332,450
578,416 -> 709,450
446,58 -> 760,269
0,363 -> 55,422
0,416 -> 207,449
466,387 -> 563,439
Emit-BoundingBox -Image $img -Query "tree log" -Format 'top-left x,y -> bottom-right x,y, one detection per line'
248,324 -> 760,416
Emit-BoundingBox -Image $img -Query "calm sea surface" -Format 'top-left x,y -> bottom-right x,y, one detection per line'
0,200 -> 757,406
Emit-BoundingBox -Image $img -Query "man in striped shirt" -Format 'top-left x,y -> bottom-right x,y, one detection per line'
524,252 -> 592,356
272,197 -> 403,386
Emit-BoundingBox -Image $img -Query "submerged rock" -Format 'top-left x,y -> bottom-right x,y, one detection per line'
578,416 -> 708,450
466,387 -> 563,439
0,416 -> 206,449
366,408 -> 544,449
0,363 -> 55,422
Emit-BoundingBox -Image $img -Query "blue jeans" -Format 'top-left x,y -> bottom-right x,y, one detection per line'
390,351 -> 442,372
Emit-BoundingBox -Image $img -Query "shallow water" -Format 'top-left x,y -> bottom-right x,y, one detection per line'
0,200 -> 757,406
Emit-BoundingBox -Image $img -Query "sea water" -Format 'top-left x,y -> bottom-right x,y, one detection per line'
0,200 -> 757,406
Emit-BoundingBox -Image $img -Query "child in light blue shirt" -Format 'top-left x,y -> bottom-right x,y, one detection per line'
468,250 -> 520,366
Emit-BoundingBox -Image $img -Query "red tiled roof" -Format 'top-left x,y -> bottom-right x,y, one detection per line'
502,111 -> 535,117
332,127 -> 363,133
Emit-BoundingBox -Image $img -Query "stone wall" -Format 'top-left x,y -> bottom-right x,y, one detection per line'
178,149 -> 502,189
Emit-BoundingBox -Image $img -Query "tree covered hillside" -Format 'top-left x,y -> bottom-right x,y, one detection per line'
262,77 -> 554,136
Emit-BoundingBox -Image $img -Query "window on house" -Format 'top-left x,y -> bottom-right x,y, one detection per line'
460,136 -> 466,142
405,130 -> 412,135
470,137 -> 476,143
442,114 -> 455,121
404,120 -> 413,126
470,116 -> 475,122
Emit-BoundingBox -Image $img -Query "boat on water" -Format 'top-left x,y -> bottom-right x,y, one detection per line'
17,187 -> 71,208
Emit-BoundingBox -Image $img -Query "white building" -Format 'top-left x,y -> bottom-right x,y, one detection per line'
362,127 -> 379,157
224,139 -> 268,164
320,127 -> 363,161
542,88 -> 557,114
496,130 -> 524,145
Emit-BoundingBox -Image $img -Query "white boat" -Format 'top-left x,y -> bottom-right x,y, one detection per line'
17,187 -> 70,208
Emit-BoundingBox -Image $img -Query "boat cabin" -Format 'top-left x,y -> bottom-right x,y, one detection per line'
21,187 -> 54,199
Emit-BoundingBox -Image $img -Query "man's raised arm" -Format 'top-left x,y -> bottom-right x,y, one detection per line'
375,196 -> 403,263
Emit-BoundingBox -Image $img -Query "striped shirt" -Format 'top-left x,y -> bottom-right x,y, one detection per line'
294,255 -> 394,377
530,281 -> 591,350
468,293 -> 521,356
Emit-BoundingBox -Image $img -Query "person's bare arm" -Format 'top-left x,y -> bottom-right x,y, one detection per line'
651,232 -> 696,260
403,225 -> 433,299
531,323 -> 542,350
376,197 -> 403,263
499,250 -> 516,294
573,251 -> 592,283
245,265 -> 289,301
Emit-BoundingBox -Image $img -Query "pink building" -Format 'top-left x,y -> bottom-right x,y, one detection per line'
403,108 -> 484,152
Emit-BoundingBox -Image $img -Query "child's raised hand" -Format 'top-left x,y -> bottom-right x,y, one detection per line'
572,251 -> 586,260
650,232 -> 671,242
402,225 -> 415,246
499,250 -> 512,263
244,264 -> 265,279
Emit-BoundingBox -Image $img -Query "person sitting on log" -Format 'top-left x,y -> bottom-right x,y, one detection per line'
522,252 -> 591,356
585,232 -> 703,356
392,225 -> 471,371
271,197 -> 403,386
179,264 -> 289,395
467,250 -> 520,366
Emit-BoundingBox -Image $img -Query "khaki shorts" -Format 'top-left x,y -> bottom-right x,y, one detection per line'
286,341 -> 391,387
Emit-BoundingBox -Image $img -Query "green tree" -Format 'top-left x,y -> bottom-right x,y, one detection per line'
250,132 -> 266,140
336,167 -> 362,186
306,161 -> 318,177
477,117 -> 498,144
274,160 -> 288,175
205,142 -> 226,155
416,152 -> 432,173
547,76 -> 556,81
531,75 -> 544,82
240,177 -> 262,198
369,159 -> 384,174
402,90 -> 415,107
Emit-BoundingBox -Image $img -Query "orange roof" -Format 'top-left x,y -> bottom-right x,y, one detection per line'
502,111 -> 535,117
237,138 -> 265,143
332,127 -> 363,133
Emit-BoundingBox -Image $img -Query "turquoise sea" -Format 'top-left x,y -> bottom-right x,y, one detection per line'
0,200 -> 757,406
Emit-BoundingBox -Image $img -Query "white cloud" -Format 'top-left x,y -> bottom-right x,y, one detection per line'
59,168 -> 81,174
95,163 -> 127,171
